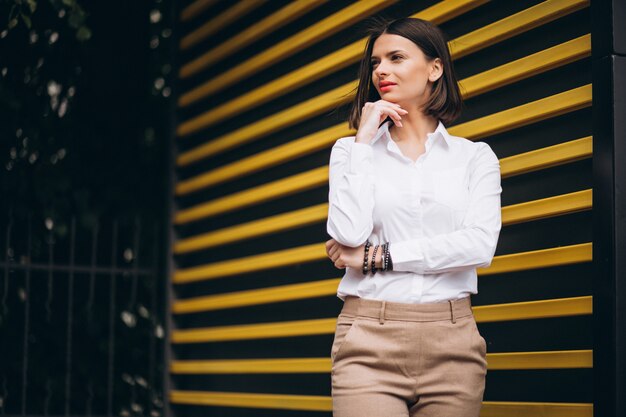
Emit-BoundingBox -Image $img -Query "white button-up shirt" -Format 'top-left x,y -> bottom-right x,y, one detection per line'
326,119 -> 502,303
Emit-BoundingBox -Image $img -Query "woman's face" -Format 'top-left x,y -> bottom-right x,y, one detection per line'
370,33 -> 442,109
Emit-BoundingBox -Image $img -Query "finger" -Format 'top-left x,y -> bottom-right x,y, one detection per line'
325,240 -> 338,257
378,100 -> 408,112
378,103 -> 407,126
383,108 -> 404,127
328,244 -> 339,258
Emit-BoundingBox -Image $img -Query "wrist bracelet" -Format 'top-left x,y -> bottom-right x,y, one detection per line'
385,242 -> 389,271
371,244 -> 379,275
382,242 -> 388,271
362,240 -> 371,275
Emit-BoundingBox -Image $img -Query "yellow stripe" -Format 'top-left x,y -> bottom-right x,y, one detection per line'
449,0 -> 588,59
448,84 -> 591,140
175,124 -> 345,195
173,277 -> 341,314
171,296 -> 591,344
481,242 -> 591,276
169,391 -> 592,415
460,34 -> 590,99
481,401 -> 592,417
179,0 -> 220,22
180,0 -> 329,66
170,390 -> 329,411
486,349 -> 592,370
501,189 -> 591,225
175,166 -> 327,224
174,204 -> 327,254
473,296 -> 592,323
500,136 -> 592,178
173,242 -> 326,284
172,316 -> 337,344
171,357 -> 333,374
177,82 -> 355,166
170,350 -> 591,374
179,1 -> 267,51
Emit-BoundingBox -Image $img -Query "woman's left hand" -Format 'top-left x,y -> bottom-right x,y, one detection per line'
325,239 -> 365,270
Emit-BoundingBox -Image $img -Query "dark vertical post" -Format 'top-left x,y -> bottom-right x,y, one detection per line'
107,221 -> 118,416
149,223 -> 159,416
2,213 -> 12,415
45,221 -> 55,416
65,217 -> 76,416
591,1 -> 626,417
86,220 -> 99,416
164,0 -> 181,414
21,215 -> 31,416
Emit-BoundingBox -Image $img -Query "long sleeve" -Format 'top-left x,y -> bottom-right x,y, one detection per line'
390,142 -> 502,274
326,138 -> 375,247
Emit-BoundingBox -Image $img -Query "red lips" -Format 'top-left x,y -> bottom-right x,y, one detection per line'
379,81 -> 397,87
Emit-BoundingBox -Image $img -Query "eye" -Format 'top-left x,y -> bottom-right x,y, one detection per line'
370,55 -> 403,67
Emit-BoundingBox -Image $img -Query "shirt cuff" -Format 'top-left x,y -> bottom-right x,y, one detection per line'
389,239 -> 425,274
348,142 -> 373,174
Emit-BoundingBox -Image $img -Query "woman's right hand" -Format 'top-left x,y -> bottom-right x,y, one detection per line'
356,100 -> 408,144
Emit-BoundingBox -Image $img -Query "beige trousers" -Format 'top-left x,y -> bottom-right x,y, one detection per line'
331,295 -> 487,417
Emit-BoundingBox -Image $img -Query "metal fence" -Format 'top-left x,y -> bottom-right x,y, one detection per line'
0,212 -> 165,417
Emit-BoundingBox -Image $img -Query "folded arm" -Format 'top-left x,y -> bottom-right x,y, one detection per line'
389,142 -> 502,274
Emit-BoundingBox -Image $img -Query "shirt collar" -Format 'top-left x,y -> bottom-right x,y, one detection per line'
370,119 -> 452,149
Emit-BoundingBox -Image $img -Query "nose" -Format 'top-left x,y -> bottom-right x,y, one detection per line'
373,60 -> 389,80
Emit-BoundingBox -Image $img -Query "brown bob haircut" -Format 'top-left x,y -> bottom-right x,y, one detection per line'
347,16 -> 464,130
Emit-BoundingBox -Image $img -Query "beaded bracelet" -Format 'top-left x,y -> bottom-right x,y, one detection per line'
385,242 -> 390,271
362,240 -> 371,275
380,241 -> 393,272
382,242 -> 388,271
371,244 -> 379,275
362,240 -> 393,275
385,242 -> 393,271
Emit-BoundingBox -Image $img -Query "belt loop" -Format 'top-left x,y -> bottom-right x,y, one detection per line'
449,299 -> 456,324
379,301 -> 386,325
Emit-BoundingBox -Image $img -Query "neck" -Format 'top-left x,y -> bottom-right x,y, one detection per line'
388,112 -> 439,146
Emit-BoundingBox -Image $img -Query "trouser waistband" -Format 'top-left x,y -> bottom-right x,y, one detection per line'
341,295 -> 473,324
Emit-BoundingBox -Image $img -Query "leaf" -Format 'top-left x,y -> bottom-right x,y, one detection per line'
67,10 -> 83,28
20,13 -> 31,29
26,0 -> 37,13
8,4 -> 16,20
76,26 -> 91,41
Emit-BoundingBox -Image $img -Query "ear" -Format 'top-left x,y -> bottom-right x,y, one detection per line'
429,58 -> 443,82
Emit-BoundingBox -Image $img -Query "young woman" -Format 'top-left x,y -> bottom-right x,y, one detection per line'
325,17 -> 502,416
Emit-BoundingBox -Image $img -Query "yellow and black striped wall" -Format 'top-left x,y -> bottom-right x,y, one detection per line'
162,0 -> 623,416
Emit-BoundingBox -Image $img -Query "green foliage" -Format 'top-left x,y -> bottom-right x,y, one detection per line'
5,0 -> 90,41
